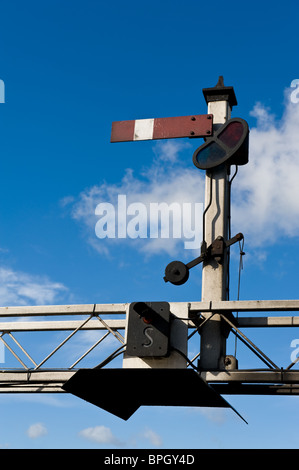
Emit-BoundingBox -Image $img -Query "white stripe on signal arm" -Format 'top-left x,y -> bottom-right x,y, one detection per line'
133,118 -> 155,141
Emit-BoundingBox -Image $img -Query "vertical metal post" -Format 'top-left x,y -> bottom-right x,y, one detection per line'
199,77 -> 237,370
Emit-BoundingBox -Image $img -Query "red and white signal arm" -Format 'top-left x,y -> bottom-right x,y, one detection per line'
111,114 -> 213,142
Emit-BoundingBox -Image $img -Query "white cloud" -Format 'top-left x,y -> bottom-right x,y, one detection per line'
79,425 -> 162,448
69,140 -> 205,257
26,423 -> 48,439
152,139 -> 192,163
231,88 -> 299,248
142,428 -> 163,447
198,407 -> 228,424
0,266 -> 68,306
79,425 -> 123,446
185,406 -> 228,424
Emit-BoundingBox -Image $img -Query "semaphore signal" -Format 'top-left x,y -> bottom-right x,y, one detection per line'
1,77 -> 299,425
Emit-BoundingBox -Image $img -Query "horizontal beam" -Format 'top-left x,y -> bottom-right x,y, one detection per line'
208,300 -> 299,312
0,385 -> 66,393
1,369 -> 299,394
237,316 -> 299,328
1,316 -> 299,333
0,303 -> 128,317
1,299 -> 299,318
3,384 -> 299,396
212,384 -> 299,396
0,369 -> 299,384
0,370 -> 75,382
201,369 -> 299,383
0,319 -> 127,332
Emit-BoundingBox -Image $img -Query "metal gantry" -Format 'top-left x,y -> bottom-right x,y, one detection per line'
1,300 -> 299,397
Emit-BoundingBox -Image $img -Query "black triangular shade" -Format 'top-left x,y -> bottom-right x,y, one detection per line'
62,368 -> 246,422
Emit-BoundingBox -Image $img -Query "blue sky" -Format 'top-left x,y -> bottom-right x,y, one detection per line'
1,0 -> 299,449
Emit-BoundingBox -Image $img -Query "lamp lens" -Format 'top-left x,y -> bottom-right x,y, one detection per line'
194,141 -> 226,167
218,121 -> 244,148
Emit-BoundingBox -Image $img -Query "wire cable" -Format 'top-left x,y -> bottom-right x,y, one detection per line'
227,166 -> 238,300
234,236 -> 245,356
171,347 -> 200,372
94,344 -> 127,369
202,172 -> 213,253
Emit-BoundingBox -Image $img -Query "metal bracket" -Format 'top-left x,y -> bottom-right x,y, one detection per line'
164,233 -> 243,286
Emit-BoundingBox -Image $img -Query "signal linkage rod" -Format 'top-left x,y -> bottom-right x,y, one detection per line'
164,233 -> 244,286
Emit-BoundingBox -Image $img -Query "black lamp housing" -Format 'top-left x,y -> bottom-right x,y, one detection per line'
193,117 -> 249,170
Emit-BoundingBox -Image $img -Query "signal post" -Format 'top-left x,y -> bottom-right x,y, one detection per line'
199,78 -> 235,370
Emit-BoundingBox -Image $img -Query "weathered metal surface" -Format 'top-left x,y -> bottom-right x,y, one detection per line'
111,114 -> 213,142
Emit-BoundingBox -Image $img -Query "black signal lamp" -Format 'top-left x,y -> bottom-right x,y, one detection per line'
125,302 -> 171,358
133,301 -> 154,324
193,117 -> 249,170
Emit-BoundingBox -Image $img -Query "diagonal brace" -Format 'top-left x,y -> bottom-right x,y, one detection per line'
219,313 -> 280,370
